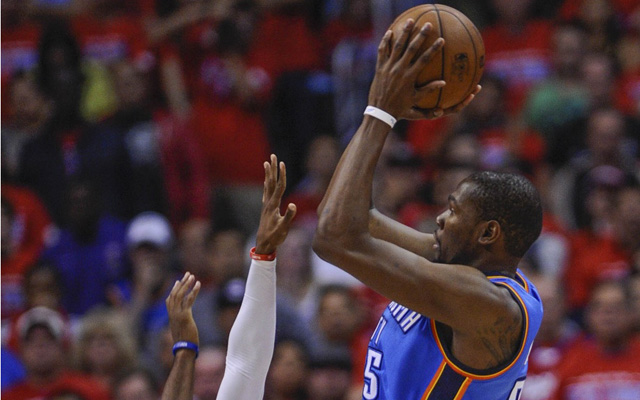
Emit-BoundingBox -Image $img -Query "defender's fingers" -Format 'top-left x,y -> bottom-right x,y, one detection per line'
175,273 -> 194,302
391,19 -> 415,62
274,161 -> 287,200
262,161 -> 270,203
282,203 -> 297,225
166,280 -> 180,306
376,30 -> 393,69
410,37 -> 444,75
185,280 -> 201,307
402,22 -> 432,67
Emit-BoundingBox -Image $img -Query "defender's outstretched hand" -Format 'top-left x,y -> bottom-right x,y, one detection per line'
166,272 -> 201,346
256,154 -> 297,255
368,19 -> 481,121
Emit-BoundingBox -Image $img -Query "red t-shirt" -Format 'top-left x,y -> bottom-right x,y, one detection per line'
3,372 -> 111,400
482,20 -> 553,114
1,184 -> 52,320
564,230 -> 632,310
550,336 -> 640,400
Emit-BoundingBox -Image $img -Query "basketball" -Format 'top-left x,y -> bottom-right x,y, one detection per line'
387,4 -> 485,109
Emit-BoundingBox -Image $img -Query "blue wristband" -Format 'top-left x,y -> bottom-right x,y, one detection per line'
172,341 -> 199,358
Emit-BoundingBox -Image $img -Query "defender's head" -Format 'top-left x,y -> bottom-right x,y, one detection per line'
434,171 -> 543,268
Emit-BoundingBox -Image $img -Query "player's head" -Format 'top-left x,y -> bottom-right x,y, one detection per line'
434,171 -> 542,267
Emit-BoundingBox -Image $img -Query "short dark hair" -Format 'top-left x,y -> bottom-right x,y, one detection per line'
463,171 -> 543,258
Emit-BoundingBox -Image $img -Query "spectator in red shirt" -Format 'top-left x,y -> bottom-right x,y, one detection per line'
109,60 -> 210,227
482,0 -> 553,114
550,278 -> 640,400
1,185 -> 52,321
3,307 -> 110,400
564,183 -> 640,316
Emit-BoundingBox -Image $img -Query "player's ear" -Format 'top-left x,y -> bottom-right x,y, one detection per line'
478,220 -> 500,245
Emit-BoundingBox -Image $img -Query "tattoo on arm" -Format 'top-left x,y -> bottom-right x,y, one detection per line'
477,315 -> 522,368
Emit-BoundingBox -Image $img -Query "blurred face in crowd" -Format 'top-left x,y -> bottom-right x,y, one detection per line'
613,187 -> 640,250
10,76 -> 49,127
464,78 -> 503,122
586,109 -> 624,162
317,290 -> 362,343
586,281 -> 632,347
1,201 -> 14,258
21,326 -> 65,378
207,230 -> 245,282
84,331 -> 120,374
194,347 -> 226,400
581,54 -> 616,107
179,219 -> 210,280
491,0 -> 533,24
579,0 -> 614,26
24,266 -> 62,310
306,135 -> 340,183
276,227 -> 313,290
114,373 -> 158,400
442,135 -> 480,167
268,341 -> 308,397
308,366 -> 352,400
552,25 -> 587,76
113,61 -> 149,110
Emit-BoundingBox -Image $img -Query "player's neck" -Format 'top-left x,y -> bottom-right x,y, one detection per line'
471,253 -> 519,278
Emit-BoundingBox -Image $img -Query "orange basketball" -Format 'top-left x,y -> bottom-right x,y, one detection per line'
388,4 -> 485,109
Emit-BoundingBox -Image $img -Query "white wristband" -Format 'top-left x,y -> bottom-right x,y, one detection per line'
364,106 -> 396,128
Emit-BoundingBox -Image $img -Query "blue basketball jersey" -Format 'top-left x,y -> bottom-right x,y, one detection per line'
362,270 -> 543,400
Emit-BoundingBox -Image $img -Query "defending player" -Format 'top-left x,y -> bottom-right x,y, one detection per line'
162,154 -> 296,400
313,20 -> 543,399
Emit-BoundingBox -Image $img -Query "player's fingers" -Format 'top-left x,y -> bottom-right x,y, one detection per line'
262,161 -> 270,203
403,22 -> 432,67
175,272 -> 193,304
274,161 -> 287,203
266,154 -> 277,199
166,280 -> 179,306
415,80 -> 446,93
411,37 -> 444,74
282,203 -> 297,226
376,30 -> 393,69
185,280 -> 201,307
391,19 -> 414,62
444,92 -> 476,115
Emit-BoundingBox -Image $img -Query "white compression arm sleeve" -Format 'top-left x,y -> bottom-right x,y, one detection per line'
216,258 -> 276,400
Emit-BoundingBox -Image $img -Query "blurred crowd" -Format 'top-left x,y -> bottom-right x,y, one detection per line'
2,0 -> 640,399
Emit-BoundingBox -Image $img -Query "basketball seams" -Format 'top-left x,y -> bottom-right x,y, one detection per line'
439,9 -> 478,101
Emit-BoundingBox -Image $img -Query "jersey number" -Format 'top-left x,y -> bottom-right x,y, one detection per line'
508,377 -> 526,400
363,349 -> 383,399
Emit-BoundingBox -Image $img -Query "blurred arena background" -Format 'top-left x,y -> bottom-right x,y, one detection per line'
2,1 -> 640,399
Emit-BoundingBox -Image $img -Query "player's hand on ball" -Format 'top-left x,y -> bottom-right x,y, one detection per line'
368,20 -> 445,120
403,84 -> 482,120
166,272 -> 201,345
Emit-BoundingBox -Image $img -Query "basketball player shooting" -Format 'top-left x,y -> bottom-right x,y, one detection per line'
313,19 -> 543,400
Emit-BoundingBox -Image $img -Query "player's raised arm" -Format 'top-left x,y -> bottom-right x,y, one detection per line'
216,154 -> 296,400
313,20 -> 521,370
162,272 -> 201,400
